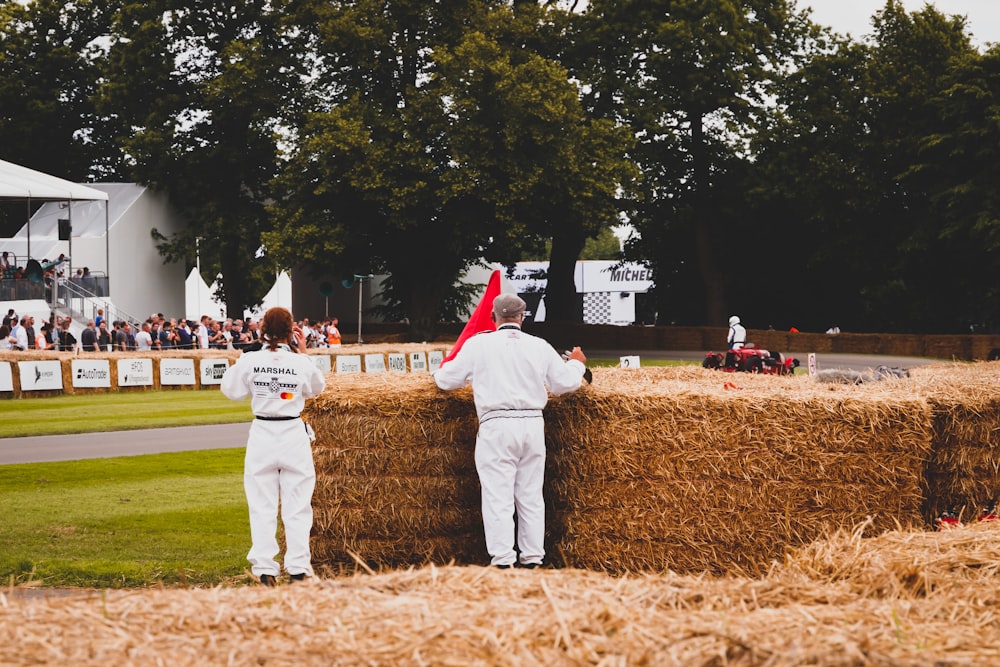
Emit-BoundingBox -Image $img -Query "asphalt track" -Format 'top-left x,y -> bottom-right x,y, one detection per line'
0,351 -> 945,465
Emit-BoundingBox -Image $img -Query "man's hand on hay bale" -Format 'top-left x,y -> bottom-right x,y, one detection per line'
562,347 -> 592,384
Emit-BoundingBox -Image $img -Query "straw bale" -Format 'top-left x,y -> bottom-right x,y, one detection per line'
903,363 -> 1000,518
7,523 -> 1000,666
303,366 -> 950,576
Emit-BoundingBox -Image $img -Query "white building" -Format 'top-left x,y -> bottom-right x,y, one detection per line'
1,181 -> 187,327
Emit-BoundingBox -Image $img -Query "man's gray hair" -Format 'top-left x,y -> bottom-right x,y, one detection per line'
492,293 -> 526,319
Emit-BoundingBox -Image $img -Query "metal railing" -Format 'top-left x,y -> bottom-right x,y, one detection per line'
51,278 -> 143,329
0,277 -> 45,301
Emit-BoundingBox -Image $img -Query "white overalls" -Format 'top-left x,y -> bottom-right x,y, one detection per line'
434,325 -> 585,566
221,345 -> 326,578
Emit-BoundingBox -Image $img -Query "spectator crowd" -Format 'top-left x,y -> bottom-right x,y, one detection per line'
0,308 -> 343,353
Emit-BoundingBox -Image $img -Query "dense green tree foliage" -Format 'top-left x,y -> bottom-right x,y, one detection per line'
744,1 -> 980,332
4,0 -> 1000,333
97,0 -> 302,318
266,0 -> 632,339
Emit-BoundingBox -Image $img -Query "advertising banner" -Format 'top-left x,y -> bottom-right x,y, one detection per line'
365,354 -> 386,373
18,360 -> 63,391
160,358 -> 196,386
72,359 -> 112,388
427,350 -> 443,373
408,352 -> 428,373
0,362 -> 12,391
387,353 -> 407,374
118,358 -> 154,387
336,355 -> 362,374
311,355 -> 332,374
504,260 -> 654,294
199,358 -> 230,386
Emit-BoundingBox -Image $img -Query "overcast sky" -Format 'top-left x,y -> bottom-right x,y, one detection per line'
796,0 -> 1000,46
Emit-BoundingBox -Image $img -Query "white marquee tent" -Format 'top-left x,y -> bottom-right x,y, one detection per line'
0,159 -> 110,267
0,159 -> 109,201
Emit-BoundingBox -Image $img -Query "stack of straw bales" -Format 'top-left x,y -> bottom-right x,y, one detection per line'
306,365 -> 949,576
907,362 -> 1000,520
6,522 -> 1000,665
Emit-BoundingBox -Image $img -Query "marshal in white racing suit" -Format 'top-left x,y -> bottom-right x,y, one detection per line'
433,325 -> 586,567
221,344 -> 326,579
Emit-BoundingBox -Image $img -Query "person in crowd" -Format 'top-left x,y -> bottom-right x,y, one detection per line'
70,268 -> 83,284
135,322 -> 153,351
326,317 -> 341,347
0,323 -> 10,349
10,317 -> 28,351
196,315 -> 212,349
36,323 -> 51,350
80,320 -> 99,352
208,320 -> 227,349
300,318 -> 317,348
126,322 -> 137,350
246,319 -> 261,346
95,308 -> 105,329
159,321 -> 176,349
53,253 -> 68,278
230,319 -> 249,350
220,306 -> 326,587
97,320 -> 112,351
0,251 -> 10,273
175,320 -> 194,349
149,319 -> 162,350
80,267 -> 97,293
24,315 -> 36,350
57,317 -> 77,352
112,321 -> 127,351
2,308 -> 16,328
728,315 -> 746,350
432,293 -> 588,569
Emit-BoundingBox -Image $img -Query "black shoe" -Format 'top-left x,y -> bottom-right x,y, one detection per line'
289,573 -> 306,583
259,574 -> 277,587
515,562 -> 540,569
494,563 -> 512,569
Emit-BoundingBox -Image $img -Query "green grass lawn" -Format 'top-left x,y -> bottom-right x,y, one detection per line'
0,448 -> 248,588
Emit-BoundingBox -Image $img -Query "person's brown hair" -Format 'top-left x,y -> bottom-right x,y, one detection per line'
260,307 -> 295,352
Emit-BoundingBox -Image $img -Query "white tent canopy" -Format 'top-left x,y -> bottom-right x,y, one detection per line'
0,159 -> 108,201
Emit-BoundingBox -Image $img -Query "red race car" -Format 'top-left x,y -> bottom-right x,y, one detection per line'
702,345 -> 799,375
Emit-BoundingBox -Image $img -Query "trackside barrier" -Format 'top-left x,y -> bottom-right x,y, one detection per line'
0,347 -> 450,398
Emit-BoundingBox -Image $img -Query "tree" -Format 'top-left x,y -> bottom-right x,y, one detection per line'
0,0 -> 117,235
746,1 -> 978,332
0,0 -> 111,179
267,1 -> 632,339
98,0 -> 302,318
578,0 -> 810,326
521,226 -> 623,262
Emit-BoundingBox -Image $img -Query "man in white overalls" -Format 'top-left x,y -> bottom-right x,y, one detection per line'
433,294 -> 587,568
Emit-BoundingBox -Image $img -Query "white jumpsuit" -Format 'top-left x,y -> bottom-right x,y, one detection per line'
728,323 -> 746,349
221,344 -> 326,578
433,325 -> 585,566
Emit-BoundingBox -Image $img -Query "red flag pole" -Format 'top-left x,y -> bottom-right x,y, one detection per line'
439,269 -> 502,366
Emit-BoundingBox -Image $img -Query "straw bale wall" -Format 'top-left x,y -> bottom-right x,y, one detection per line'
904,363 -> 1000,520
300,364 -> 1000,577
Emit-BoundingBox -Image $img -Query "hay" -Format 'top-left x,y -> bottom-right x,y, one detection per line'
5,522 -> 1000,666
305,366 -> 943,575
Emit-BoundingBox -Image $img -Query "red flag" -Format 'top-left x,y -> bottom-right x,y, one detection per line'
439,269 -> 501,366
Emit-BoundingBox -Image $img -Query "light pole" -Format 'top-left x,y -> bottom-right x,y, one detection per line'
354,274 -> 373,344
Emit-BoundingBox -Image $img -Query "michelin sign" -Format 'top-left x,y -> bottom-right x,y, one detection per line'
503,260 -> 654,325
